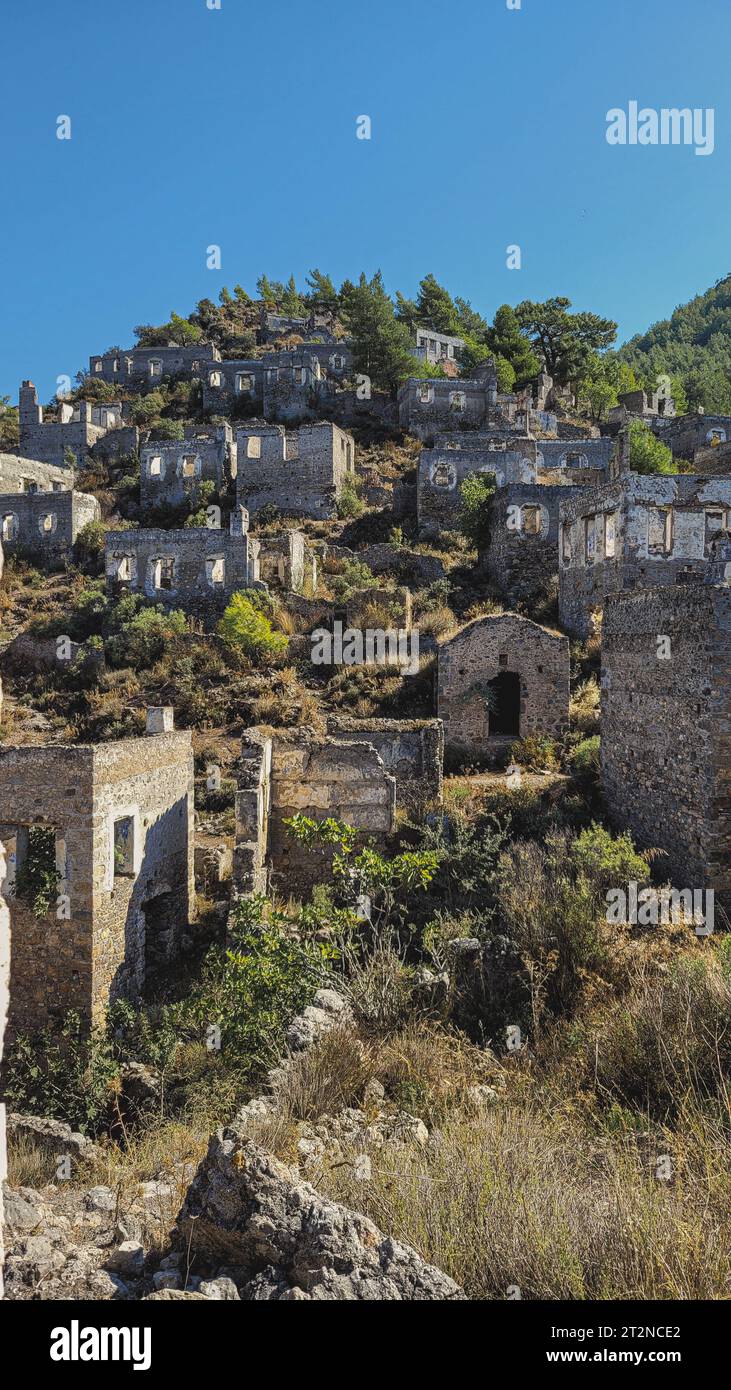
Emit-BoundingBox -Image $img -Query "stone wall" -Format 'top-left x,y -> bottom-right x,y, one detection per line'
417,436 -> 537,536
398,371 -> 501,439
18,382 -> 129,467
0,838 -> 9,1298
202,359 -> 264,415
104,517 -> 261,624
0,718 -> 194,1034
0,489 -> 100,561
236,421 -> 354,519
140,426 -> 234,510
89,343 -> 219,387
535,438 -> 614,474
0,453 -> 73,494
600,583 -> 731,899
559,472 -> 731,638
651,413 -> 731,462
483,483 -> 580,603
437,613 -> 570,759
234,729 -> 396,899
326,717 -> 443,809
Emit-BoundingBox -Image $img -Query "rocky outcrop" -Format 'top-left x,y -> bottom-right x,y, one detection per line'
178,1135 -> 463,1300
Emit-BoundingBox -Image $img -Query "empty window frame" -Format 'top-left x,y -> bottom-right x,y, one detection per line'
604,510 -> 618,559
647,506 -> 673,556
522,505 -> 541,536
247,437 -> 262,459
148,455 -> 163,477
113,815 -> 135,877
154,557 -> 176,591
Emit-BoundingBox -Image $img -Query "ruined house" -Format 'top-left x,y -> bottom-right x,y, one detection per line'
18,381 -> 137,467
236,421 -> 355,519
437,613 -> 570,760
417,434 -> 538,536
559,471 -> 731,638
89,343 -> 220,386
325,717 -> 443,810
140,424 -> 235,511
202,359 -> 264,416
646,413 -> 731,466
0,709 -> 194,1035
483,481 -> 590,604
600,575 -> 731,901
411,328 -> 465,371
104,508 -> 262,622
233,728 -> 396,899
398,360 -> 504,439
0,487 -> 100,560
607,384 -> 676,429
262,350 -> 328,422
0,453 -> 73,495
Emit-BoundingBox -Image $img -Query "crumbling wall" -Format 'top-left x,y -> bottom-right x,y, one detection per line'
600,583 -> 731,898
326,717 -> 443,809
0,721 -> 194,1033
559,473 -> 731,638
140,426 -> 233,510
236,421 -> 354,519
437,613 -> 570,758
0,453 -> 73,494
104,522 -> 260,624
484,483 -> 579,603
234,729 -> 396,899
0,489 -> 100,561
417,437 -> 537,536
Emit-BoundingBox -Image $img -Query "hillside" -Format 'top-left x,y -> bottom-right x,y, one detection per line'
619,272 -> 731,413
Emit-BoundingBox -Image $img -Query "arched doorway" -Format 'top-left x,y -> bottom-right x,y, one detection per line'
487,671 -> 521,736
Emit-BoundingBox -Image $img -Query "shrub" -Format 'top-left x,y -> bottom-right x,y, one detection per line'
217,591 -> 289,663
105,600 -> 188,669
509,734 -> 560,771
458,471 -> 497,548
569,734 -> 600,779
336,481 -> 365,519
628,419 -> 675,475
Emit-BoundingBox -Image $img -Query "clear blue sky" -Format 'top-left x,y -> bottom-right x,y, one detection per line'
0,0 -> 729,403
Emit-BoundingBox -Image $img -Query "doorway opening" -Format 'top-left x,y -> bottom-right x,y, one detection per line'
487,671 -> 521,736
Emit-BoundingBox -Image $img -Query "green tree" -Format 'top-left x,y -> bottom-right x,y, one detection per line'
217,591 -> 288,662
305,269 -> 340,310
396,274 -> 460,335
458,471 -> 497,548
514,296 -> 617,386
340,272 -> 415,392
628,419 -> 676,475
487,305 -> 541,388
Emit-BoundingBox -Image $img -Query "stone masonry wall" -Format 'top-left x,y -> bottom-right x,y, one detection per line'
600,584 -> 731,899
437,613 -> 570,759
484,483 -> 581,603
326,717 -> 443,809
0,489 -> 100,561
417,438 -> 537,536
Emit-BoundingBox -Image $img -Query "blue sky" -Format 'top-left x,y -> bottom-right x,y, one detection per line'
0,0 -> 729,403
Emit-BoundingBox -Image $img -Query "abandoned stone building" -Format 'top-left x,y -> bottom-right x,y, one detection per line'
483,482 -> 591,604
0,709 -> 194,1035
233,728 -> 396,899
105,508 -> 263,621
140,424 -> 235,510
0,487 -> 99,560
236,421 -> 355,519
89,342 -> 220,386
600,579 -> 731,902
535,438 -> 614,476
262,350 -> 327,422
202,359 -> 264,415
0,453 -> 73,494
18,381 -> 137,467
411,328 -> 465,371
417,434 -> 538,536
559,471 -> 731,638
398,360 -> 503,439
646,413 -> 731,464
325,717 -> 443,810
256,529 -> 311,594
437,613 -> 570,760
607,383 -> 676,429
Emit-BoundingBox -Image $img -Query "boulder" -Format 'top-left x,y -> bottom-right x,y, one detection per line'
177,1134 -> 463,1300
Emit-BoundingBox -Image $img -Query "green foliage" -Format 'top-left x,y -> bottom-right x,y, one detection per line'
335,480 -> 365,519
569,822 -> 650,899
515,296 -> 617,386
180,895 -> 335,1071
217,590 -> 288,662
396,274 -> 461,336
569,734 -> 601,779
304,268 -> 340,309
628,419 -> 675,474
134,311 -> 202,347
340,271 -> 415,392
487,304 -> 541,388
3,1011 -> 118,1133
458,470 -> 497,548
328,559 -> 378,601
14,826 -> 60,918
74,519 -> 107,572
618,272 -> 731,414
0,397 -> 19,450
105,597 -> 188,669
509,735 -> 560,771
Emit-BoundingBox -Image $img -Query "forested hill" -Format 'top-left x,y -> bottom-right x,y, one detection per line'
619,273 -> 731,413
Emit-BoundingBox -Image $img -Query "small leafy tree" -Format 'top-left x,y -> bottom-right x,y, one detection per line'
458,471 -> 496,548
628,419 -> 675,475
217,591 -> 288,662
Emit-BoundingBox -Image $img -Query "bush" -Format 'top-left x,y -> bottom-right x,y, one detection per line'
458,471 -> 497,549
336,481 -> 365,519
628,419 -> 675,475
105,599 -> 188,669
509,734 -> 560,771
217,591 -> 289,662
569,734 -> 600,779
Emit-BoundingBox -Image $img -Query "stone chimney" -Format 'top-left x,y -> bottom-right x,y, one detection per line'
146,706 -> 174,735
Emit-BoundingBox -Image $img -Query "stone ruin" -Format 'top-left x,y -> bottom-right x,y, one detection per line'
233,727 -> 398,899
139,423 -> 235,510
600,575 -> 731,903
235,421 -> 355,520
437,612 -> 570,760
559,470 -> 731,638
0,709 -> 194,1036
0,486 -> 100,562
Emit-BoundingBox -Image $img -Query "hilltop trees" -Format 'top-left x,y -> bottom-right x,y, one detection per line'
514,296 -> 617,387
340,271 -> 414,392
486,305 -> 541,389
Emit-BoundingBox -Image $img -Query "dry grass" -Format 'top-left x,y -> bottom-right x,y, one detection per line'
318,1099 -> 731,1299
